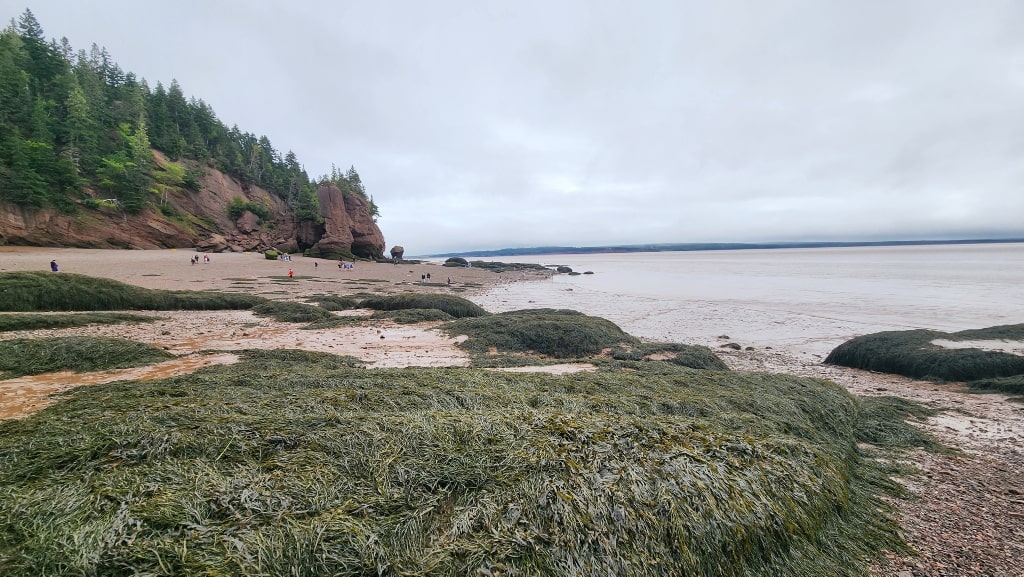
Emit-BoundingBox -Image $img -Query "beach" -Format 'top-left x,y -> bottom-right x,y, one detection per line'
1,245 -> 1022,576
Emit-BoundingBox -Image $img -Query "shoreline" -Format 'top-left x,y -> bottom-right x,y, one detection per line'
1,247 -> 1022,575
0,246 -> 549,299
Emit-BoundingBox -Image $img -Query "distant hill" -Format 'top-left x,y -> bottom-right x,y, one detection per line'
431,238 -> 1024,258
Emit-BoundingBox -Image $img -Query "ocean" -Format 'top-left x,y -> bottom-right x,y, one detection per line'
469,243 -> 1024,358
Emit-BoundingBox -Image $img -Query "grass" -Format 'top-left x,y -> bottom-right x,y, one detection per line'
252,301 -> 336,324
371,308 -> 455,324
360,293 -> 488,319
824,325 -> 1024,383
965,375 -> 1024,397
441,309 -> 640,359
0,312 -> 161,332
609,342 -> 730,371
0,272 -> 261,312
0,336 -> 175,378
304,295 -> 360,311
854,396 -> 947,452
0,350 -> 928,576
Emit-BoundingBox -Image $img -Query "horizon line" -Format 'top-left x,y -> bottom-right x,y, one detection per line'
421,236 -> 1024,259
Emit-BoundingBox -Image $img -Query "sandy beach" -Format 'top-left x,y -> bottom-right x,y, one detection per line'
0,246 -> 549,298
1,247 -> 1022,576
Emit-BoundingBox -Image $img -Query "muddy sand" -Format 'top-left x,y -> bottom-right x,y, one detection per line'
1,247 -> 1022,577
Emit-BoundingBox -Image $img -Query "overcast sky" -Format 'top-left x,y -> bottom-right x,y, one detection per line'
6,1 -> 1024,254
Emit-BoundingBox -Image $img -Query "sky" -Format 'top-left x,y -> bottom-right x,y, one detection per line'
6,1 -> 1024,254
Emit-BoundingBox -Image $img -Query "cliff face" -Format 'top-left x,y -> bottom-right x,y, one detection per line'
0,152 -> 385,257
308,183 -> 386,260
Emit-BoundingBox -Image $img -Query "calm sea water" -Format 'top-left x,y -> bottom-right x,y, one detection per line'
469,243 -> 1024,357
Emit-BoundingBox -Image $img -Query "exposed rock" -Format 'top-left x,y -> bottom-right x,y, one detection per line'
235,211 -> 260,233
390,245 -> 405,260
309,183 -> 385,260
556,266 -> 573,273
196,234 -> 229,253
720,342 -> 742,350
0,150 -> 386,256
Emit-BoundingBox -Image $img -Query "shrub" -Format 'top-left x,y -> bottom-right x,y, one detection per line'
360,293 -> 488,319
228,196 -> 271,220
442,308 -> 639,358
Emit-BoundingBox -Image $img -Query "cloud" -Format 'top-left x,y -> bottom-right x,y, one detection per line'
7,0 -> 1024,253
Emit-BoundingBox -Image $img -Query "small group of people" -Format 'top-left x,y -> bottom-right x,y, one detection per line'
278,253 -> 292,261
338,261 -> 354,270
190,254 -> 211,265
421,272 -> 432,281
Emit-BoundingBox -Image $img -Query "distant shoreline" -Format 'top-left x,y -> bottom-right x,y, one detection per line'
430,237 -> 1024,258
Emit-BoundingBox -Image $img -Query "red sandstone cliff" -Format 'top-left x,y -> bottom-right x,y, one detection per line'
308,183 -> 386,260
0,151 -> 385,258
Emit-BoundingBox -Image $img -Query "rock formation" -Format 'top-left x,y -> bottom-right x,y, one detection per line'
307,183 -> 385,260
0,151 -> 386,258
390,245 -> 405,260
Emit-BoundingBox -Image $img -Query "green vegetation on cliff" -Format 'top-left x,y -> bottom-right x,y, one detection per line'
0,9 -> 375,220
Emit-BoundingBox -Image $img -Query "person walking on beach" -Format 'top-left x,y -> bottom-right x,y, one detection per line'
288,268 -> 294,278
314,261 -> 318,269
50,260 -> 58,272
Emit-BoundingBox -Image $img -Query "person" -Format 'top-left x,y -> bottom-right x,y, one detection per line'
426,273 -> 431,280
288,268 -> 294,278
447,277 -> 451,285
421,274 -> 426,281
50,260 -> 58,272
314,261 -> 318,269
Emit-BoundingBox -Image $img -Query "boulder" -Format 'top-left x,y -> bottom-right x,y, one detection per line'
556,266 -> 573,273
235,211 -> 261,233
390,245 -> 405,260
196,234 -> 229,252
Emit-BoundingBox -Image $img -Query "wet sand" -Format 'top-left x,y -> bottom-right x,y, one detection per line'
0,246 -> 549,298
1,246 -> 1022,576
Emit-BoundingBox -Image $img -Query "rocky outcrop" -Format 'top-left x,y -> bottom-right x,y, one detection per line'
308,183 -> 385,260
0,151 -> 386,257
390,245 -> 405,259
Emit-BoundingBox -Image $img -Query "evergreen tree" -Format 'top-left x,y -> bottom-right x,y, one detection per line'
0,11 -> 375,223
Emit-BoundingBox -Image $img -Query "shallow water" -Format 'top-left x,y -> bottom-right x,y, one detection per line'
471,243 -> 1024,358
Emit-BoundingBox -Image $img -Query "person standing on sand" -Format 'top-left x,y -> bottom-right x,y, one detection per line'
314,261 -> 318,269
50,260 -> 58,272
288,268 -> 294,278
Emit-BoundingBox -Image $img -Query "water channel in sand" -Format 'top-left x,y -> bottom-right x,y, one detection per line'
471,243 -> 1024,359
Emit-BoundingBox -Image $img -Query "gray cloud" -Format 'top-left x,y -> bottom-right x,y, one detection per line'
8,0 -> 1024,253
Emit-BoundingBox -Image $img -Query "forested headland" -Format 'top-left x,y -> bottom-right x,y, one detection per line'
0,9 -> 376,222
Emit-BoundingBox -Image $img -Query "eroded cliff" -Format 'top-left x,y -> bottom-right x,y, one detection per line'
0,152 -> 385,258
